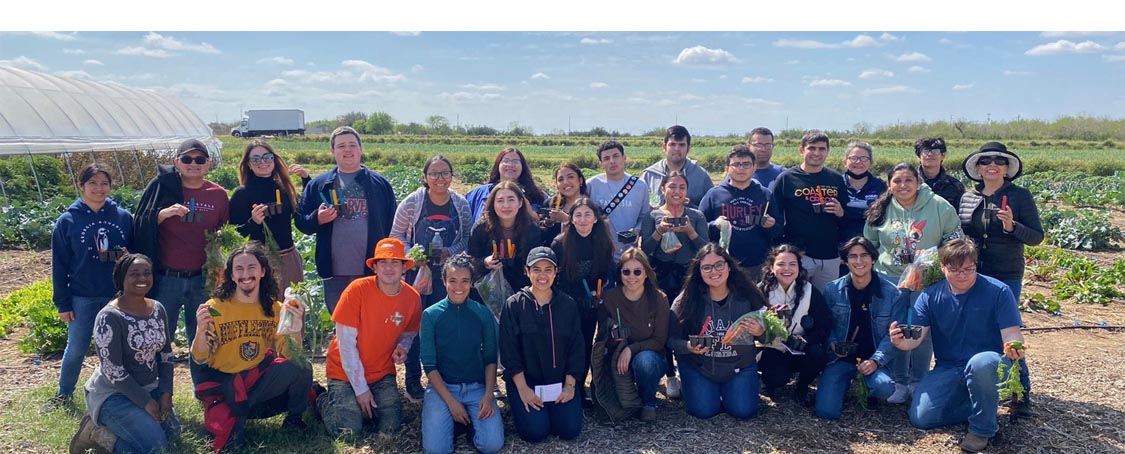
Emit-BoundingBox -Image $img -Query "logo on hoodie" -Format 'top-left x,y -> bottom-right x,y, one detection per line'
79,221 -> 127,259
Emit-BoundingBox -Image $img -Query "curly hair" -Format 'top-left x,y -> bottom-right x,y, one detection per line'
757,244 -> 810,306
675,243 -> 765,325
212,242 -> 279,317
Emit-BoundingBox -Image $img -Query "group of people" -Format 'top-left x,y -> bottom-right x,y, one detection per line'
47,124 -> 1042,453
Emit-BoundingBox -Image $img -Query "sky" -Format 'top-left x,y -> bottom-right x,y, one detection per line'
1,13 -> 1122,136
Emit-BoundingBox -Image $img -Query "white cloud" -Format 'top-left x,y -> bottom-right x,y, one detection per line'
691,78 -> 708,83
159,83 -> 236,102
115,46 -> 170,58
1025,40 -> 1107,56
1115,42 -> 1125,50
143,32 -> 220,54
672,45 -> 739,65
580,38 -> 612,45
0,56 -> 47,71
439,91 -> 503,103
1040,31 -> 1117,38
895,52 -> 932,62
880,33 -> 901,42
589,82 -> 609,89
460,83 -> 506,91
718,75 -> 727,80
341,60 -> 405,82
938,38 -> 954,45
63,48 -> 86,55
281,69 -> 342,83
773,34 -> 882,49
389,31 -> 422,36
741,76 -> 773,84
625,34 -> 676,43
858,69 -> 894,79
785,60 -> 800,65
1003,70 -> 1033,76
907,66 -> 930,73
530,72 -> 550,80
2,31 -> 77,41
411,65 -> 425,73
739,97 -> 784,107
83,59 -> 104,66
809,79 -> 851,87
256,56 -> 293,65
952,83 -> 975,91
862,85 -> 918,95
1103,55 -> 1125,62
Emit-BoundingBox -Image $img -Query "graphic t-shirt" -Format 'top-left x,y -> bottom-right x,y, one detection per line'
331,171 -> 369,276
192,298 -> 287,374
159,181 -> 229,270
769,167 -> 849,259
325,278 -> 422,384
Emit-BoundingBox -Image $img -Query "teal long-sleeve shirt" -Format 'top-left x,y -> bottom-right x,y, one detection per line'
420,297 -> 498,384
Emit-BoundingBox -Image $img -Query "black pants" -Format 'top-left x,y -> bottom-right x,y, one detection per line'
243,359 -> 313,420
577,310 -> 597,400
758,346 -> 828,390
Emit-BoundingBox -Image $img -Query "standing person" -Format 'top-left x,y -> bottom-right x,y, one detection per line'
891,238 -> 1026,453
419,254 -> 504,454
915,137 -> 964,206
539,163 -> 589,246
698,146 -> 781,279
464,147 -> 548,222
69,253 -> 178,454
45,164 -> 134,413
840,141 -> 887,244
959,142 -> 1042,417
814,237 -> 904,420
588,140 -> 652,261
191,243 -> 313,451
641,125 -> 714,209
318,238 -> 422,437
593,248 -> 670,422
755,245 -> 832,407
391,155 -> 474,402
863,162 -> 962,404
768,130 -> 849,291
748,127 -> 786,187
295,126 -> 398,315
498,247 -> 585,443
467,181 -> 543,298
668,244 -> 767,420
550,197 -> 616,407
134,139 -> 229,384
228,140 -> 309,289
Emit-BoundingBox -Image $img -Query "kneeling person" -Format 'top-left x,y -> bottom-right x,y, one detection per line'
318,238 -> 422,437
191,243 -> 313,451
890,238 -> 1025,453
420,254 -> 504,454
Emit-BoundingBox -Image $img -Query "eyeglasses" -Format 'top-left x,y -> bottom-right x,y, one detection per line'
179,156 -> 208,165
727,162 -> 754,169
846,253 -> 872,261
846,156 -> 871,163
919,149 -> 944,156
944,266 -> 977,276
700,262 -> 728,274
621,268 -> 644,276
750,142 -> 774,149
426,171 -> 453,179
249,153 -> 275,165
500,158 -> 522,166
977,156 -> 1009,166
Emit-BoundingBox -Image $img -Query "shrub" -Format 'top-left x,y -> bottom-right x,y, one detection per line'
1041,207 -> 1124,251
0,196 -> 71,250
208,167 -> 240,190
0,280 -> 68,355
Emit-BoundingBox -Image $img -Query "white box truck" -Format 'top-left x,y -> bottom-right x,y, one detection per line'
231,109 -> 306,137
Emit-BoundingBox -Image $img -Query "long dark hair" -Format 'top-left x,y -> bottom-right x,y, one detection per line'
547,162 -> 588,208
865,162 -> 921,227
212,242 -> 279,317
559,197 -> 614,283
482,180 -> 536,240
758,244 -> 810,306
675,243 -> 765,325
111,253 -> 153,299
488,147 -> 546,206
238,140 -> 299,208
616,247 -> 665,305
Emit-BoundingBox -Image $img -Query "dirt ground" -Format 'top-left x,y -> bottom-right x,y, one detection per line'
1,249 -> 1123,453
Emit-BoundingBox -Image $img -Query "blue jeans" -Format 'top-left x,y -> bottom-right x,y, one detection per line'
58,295 -> 110,396
678,360 -> 759,420
506,381 -> 582,443
894,290 -> 933,386
323,275 -> 363,315
1000,278 -> 1032,392
151,273 -> 206,384
814,360 -> 896,420
99,389 -> 181,454
421,382 -> 504,454
630,350 -> 667,408
909,352 -> 1010,437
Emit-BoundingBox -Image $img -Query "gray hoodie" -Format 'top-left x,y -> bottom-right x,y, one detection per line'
641,158 -> 715,209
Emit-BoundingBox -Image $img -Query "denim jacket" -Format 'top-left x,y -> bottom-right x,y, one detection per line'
823,274 -> 905,367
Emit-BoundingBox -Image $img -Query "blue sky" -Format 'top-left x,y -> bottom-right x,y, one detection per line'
1,31 -> 1123,135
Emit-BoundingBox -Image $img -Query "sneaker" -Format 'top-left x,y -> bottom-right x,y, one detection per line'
281,414 -> 308,431
405,380 -> 425,403
42,393 -> 74,414
70,415 -> 108,454
887,384 -> 910,404
664,376 -> 681,399
1014,392 -> 1038,419
639,406 -> 657,422
959,432 -> 992,453
793,386 -> 815,408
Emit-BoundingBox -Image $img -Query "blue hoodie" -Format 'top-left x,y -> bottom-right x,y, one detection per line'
52,198 -> 134,312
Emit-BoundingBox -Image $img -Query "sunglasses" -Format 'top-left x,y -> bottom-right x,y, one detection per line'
249,153 -> 275,165
621,268 -> 644,276
179,155 -> 208,165
977,156 -> 1009,166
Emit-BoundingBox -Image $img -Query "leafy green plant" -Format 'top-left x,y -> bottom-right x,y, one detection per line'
1022,293 -> 1061,314
1053,258 -> 1124,306
1041,207 -> 1124,251
0,280 -> 54,337
1,280 -> 69,355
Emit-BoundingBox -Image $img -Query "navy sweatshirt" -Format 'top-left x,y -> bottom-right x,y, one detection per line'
52,198 -> 133,312
697,181 -> 783,269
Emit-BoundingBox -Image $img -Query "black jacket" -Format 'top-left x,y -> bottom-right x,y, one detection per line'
923,167 -> 965,207
958,183 -> 1043,280
498,288 -> 586,387
133,165 -> 183,265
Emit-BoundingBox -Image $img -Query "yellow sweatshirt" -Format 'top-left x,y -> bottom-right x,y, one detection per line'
192,297 -> 292,374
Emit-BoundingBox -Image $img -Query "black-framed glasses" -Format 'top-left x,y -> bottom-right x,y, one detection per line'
919,148 -> 944,156
249,153 -> 275,165
944,265 -> 977,276
179,156 -> 208,165
727,162 -> 754,169
977,156 -> 1009,166
846,156 -> 871,163
621,268 -> 644,276
426,171 -> 454,179
700,262 -> 728,274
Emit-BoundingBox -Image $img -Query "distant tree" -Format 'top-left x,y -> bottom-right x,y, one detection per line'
210,121 -> 240,136
366,112 -> 396,135
394,122 -> 428,135
463,125 -> 499,136
641,126 -> 667,137
337,111 -> 368,127
505,122 -> 534,136
426,115 -> 453,135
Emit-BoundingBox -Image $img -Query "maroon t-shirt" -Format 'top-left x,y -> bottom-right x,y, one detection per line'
159,180 -> 229,271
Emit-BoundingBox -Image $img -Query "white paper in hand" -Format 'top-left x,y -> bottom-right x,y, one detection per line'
534,383 -> 563,402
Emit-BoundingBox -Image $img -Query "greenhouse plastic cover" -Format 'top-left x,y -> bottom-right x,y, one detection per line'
0,66 -> 220,156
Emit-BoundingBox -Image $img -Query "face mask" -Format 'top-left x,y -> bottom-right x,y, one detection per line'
846,170 -> 872,180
